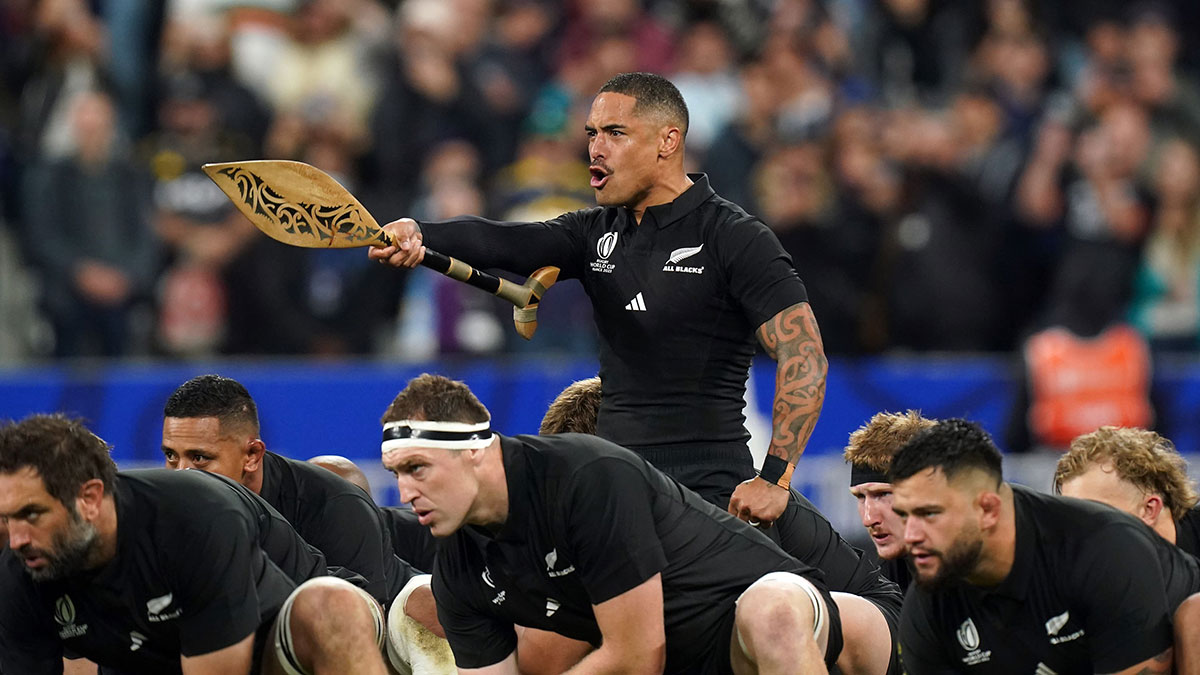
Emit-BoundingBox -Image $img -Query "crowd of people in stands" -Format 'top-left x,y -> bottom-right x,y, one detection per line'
2,0 -> 1200,360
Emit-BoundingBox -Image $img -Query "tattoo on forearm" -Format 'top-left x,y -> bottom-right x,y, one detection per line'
757,302 -> 827,465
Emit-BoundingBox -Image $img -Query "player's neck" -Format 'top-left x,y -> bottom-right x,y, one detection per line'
468,442 -> 510,531
631,170 -> 693,224
1156,515 -> 1178,545
967,484 -> 1016,587
243,467 -> 265,495
93,497 -> 120,568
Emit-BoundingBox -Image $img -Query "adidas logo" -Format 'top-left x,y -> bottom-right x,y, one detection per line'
624,292 -> 646,311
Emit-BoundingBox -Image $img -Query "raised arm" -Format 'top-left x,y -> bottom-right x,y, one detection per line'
729,301 -> 827,525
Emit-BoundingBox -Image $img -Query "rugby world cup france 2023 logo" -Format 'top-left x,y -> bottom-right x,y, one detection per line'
591,232 -> 618,273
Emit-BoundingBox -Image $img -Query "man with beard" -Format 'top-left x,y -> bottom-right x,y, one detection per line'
0,414 -> 392,674
890,419 -> 1200,675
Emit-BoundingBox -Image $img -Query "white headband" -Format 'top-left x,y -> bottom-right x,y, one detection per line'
381,419 -> 494,457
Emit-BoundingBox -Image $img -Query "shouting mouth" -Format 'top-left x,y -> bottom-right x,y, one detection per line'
590,166 -> 610,189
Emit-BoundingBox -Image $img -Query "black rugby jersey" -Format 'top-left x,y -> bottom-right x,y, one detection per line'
900,485 -> 1200,675
0,469 -> 325,674
259,450 -> 421,604
421,174 -> 808,461
432,433 -> 831,673
381,506 -> 438,573
1177,505 -> 1200,558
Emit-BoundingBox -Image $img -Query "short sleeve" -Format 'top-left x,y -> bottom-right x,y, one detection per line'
715,217 -> 808,328
431,550 -> 516,668
168,508 -> 270,656
0,562 -> 62,674
563,457 -> 668,604
898,587 -> 958,675
1072,523 -> 1175,671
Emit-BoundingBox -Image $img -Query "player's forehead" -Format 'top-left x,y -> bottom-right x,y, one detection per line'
0,466 -> 56,514
162,416 -> 238,449
586,92 -> 642,128
850,481 -> 893,497
1060,461 -> 1134,495
893,467 -> 954,505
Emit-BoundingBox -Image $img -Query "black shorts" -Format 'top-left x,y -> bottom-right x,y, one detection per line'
650,458 -> 844,670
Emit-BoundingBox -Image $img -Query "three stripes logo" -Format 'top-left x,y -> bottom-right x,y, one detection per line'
545,598 -> 560,617
624,292 -> 647,312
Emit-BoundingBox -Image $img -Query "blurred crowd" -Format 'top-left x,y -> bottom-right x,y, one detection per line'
2,0 -> 1200,361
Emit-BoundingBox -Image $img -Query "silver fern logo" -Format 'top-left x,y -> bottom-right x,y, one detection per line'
667,244 -> 703,264
1045,611 -> 1069,636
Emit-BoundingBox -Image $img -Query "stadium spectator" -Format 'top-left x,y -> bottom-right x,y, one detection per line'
21,90 -> 159,357
1055,425 -> 1200,555
160,373 -> 454,673
891,418 -> 1200,673
381,372 -> 838,674
0,413 -> 390,674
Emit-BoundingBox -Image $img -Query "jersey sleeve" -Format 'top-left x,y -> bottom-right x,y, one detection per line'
420,211 -> 594,279
1070,523 -> 1176,671
898,587 -> 958,675
431,548 -> 516,669
167,507 -> 272,656
562,457 -> 668,604
0,563 -> 63,674
714,216 -> 808,328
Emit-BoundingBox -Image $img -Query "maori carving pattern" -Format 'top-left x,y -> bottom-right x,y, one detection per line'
217,166 -> 382,245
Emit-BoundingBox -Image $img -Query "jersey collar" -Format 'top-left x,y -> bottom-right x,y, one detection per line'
639,173 -> 714,229
987,486 -> 1035,600
473,435 -> 530,543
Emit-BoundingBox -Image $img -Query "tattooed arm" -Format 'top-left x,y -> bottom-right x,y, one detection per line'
727,301 -> 828,525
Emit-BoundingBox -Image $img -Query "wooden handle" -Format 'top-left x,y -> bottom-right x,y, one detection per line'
420,250 -> 534,308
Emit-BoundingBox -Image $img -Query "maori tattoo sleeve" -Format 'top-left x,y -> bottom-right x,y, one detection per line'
756,302 -> 828,465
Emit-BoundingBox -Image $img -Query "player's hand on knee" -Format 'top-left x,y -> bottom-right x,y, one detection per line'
729,477 -> 789,527
370,218 -> 425,268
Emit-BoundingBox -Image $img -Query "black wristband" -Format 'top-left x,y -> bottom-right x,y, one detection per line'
759,454 -> 793,487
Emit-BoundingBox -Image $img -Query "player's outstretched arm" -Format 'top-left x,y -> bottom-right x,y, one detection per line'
1099,646 -> 1172,675
180,632 -> 254,675
566,574 -> 666,674
730,301 -> 827,525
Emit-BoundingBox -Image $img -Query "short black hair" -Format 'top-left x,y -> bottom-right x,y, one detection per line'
888,419 -> 1003,486
0,414 -> 118,507
598,72 -> 689,136
164,374 -> 260,433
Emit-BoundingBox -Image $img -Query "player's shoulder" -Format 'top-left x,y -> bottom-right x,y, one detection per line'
268,451 -> 370,501
118,468 -> 244,508
511,432 -> 648,475
1016,484 -> 1148,541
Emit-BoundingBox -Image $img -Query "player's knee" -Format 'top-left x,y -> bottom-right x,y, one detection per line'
289,577 -> 379,638
736,581 -> 818,648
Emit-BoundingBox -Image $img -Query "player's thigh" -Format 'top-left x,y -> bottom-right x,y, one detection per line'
261,577 -> 386,675
831,592 -> 893,675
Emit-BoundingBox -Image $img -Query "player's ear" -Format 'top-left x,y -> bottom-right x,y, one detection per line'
658,126 -> 683,159
977,490 -> 1002,529
1140,494 -> 1165,527
75,478 -> 106,521
244,438 -> 266,472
